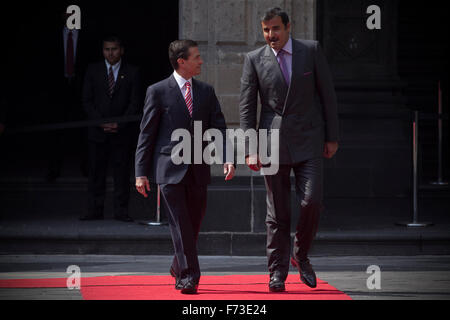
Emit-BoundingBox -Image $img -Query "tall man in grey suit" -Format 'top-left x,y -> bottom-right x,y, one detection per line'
135,40 -> 235,294
239,8 -> 339,291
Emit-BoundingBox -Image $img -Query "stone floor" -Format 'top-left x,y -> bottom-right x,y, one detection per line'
0,254 -> 449,300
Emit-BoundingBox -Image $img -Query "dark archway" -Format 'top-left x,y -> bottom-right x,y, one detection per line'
0,0 -> 179,179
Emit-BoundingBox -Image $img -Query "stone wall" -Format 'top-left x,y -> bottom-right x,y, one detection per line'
179,0 -> 316,127
177,1 -> 413,230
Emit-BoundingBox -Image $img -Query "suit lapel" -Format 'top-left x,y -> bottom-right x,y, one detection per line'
288,40 -> 305,97
282,39 -> 305,114
262,45 -> 288,92
102,62 -> 109,94
74,30 -> 81,67
261,45 -> 289,114
114,62 -> 126,93
191,78 -> 202,120
168,75 -> 192,124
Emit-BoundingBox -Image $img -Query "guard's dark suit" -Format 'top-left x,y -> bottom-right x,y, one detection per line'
46,28 -> 89,179
82,60 -> 141,219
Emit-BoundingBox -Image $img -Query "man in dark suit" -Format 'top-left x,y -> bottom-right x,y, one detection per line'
81,36 -> 141,222
46,11 -> 89,181
135,40 -> 235,294
239,8 -> 339,291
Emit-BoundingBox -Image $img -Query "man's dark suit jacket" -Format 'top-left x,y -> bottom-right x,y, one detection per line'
53,29 -> 86,92
82,61 -> 141,143
135,74 -> 228,185
45,28 -> 90,115
240,39 -> 339,164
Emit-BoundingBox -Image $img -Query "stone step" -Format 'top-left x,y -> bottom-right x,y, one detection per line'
2,225 -> 450,256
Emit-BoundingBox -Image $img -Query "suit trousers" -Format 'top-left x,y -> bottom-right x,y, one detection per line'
87,135 -> 132,217
264,158 -> 323,279
159,166 -> 207,283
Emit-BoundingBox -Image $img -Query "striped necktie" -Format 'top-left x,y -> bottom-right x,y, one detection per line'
184,81 -> 193,117
108,66 -> 115,97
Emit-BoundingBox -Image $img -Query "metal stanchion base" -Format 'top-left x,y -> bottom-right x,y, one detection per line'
396,222 -> 434,227
138,220 -> 168,226
430,181 -> 448,186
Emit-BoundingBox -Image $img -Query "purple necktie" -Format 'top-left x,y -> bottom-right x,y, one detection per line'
277,49 -> 290,85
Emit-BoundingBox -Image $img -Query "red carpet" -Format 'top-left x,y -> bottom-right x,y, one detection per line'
0,274 -> 351,300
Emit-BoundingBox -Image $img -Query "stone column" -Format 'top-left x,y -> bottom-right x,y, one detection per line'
179,0 -> 317,127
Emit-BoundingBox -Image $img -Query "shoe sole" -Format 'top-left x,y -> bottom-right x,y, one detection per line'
269,286 -> 286,292
290,257 -> 317,288
181,288 -> 198,294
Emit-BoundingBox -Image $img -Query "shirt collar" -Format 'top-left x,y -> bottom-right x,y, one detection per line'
105,59 -> 121,71
272,37 -> 293,56
173,70 -> 192,89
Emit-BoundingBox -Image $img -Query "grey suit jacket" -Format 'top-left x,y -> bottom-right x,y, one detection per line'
239,38 -> 339,164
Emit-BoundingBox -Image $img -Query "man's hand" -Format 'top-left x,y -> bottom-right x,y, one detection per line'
323,142 -> 339,159
135,176 -> 151,197
224,163 -> 235,181
100,123 -> 118,133
245,154 -> 262,172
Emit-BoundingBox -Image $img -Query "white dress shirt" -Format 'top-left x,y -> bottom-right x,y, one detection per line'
105,59 -> 122,81
173,70 -> 193,101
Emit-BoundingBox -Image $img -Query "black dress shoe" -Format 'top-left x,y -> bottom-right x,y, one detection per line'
79,214 -> 104,221
170,267 -> 183,290
291,257 -> 317,288
269,272 -> 286,292
180,279 -> 198,294
114,215 -> 133,222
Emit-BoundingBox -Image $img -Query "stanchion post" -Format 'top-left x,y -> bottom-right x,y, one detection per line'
397,111 -> 433,227
139,184 -> 167,226
431,81 -> 448,185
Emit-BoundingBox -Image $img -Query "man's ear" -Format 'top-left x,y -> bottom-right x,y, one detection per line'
285,22 -> 291,32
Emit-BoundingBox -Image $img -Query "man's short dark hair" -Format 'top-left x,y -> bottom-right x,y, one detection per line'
168,39 -> 198,70
102,35 -> 123,47
261,7 -> 290,27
